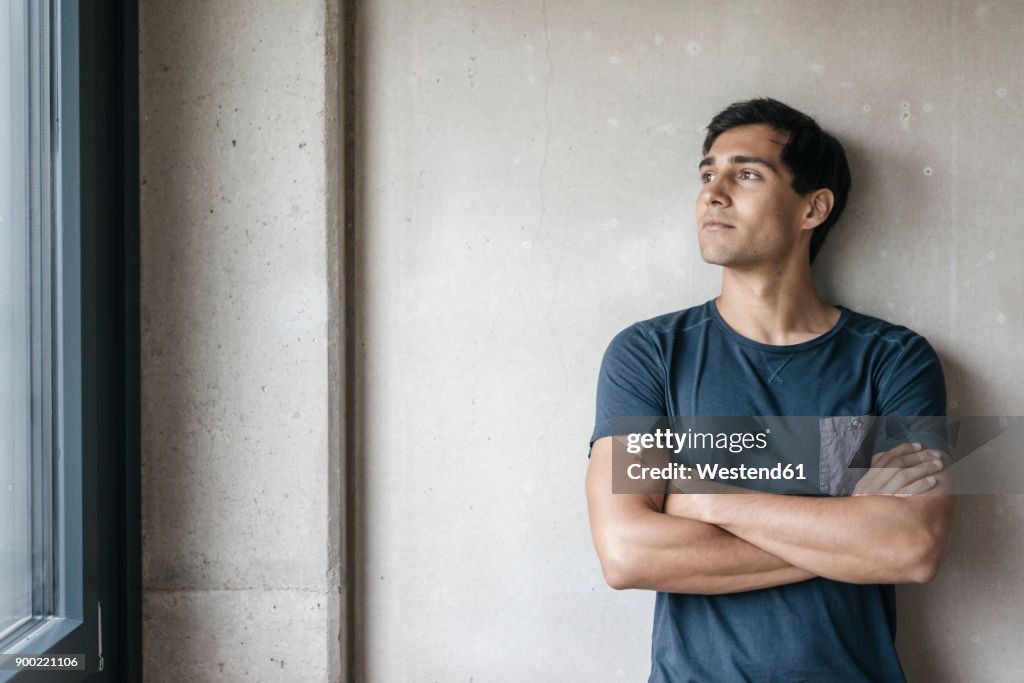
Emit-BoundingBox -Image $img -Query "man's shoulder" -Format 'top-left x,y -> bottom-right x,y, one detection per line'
839,306 -> 935,352
838,307 -> 946,416
612,300 -> 715,343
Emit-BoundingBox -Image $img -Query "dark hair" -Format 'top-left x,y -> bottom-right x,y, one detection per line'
702,98 -> 851,263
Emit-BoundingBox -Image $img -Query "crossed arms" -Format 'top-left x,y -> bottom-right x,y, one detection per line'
585,436 -> 957,594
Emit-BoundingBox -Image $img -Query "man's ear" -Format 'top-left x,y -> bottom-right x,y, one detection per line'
803,189 -> 835,230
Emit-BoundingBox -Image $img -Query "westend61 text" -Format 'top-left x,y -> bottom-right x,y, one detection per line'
627,462 -> 807,481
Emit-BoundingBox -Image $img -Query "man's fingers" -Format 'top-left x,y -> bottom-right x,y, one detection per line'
884,449 -> 942,471
883,458 -> 944,493
870,442 -> 923,469
855,447 -> 945,495
895,474 -> 938,497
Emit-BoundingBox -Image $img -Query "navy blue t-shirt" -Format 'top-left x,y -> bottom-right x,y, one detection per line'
591,299 -> 947,683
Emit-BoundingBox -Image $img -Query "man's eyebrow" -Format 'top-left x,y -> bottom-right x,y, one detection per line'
731,155 -> 780,174
698,155 -> 780,174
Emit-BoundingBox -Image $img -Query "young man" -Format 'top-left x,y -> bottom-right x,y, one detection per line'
585,98 -> 956,682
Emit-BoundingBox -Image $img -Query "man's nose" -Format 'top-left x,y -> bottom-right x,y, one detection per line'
701,179 -> 730,207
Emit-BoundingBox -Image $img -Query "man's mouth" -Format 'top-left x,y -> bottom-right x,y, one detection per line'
701,219 -> 735,231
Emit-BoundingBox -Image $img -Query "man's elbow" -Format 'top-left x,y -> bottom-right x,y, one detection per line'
898,523 -> 950,584
595,536 -> 645,590
598,552 -> 634,589
903,553 -> 941,584
602,565 -> 635,591
904,536 -> 947,584
903,498 -> 956,584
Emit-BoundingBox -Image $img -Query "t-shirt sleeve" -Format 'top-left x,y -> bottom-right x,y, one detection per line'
590,323 -> 668,447
875,333 -> 948,452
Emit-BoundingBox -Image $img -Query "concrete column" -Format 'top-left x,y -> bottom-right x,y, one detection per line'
139,2 -> 342,679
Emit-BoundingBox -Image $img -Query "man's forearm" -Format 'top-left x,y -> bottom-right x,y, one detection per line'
671,492 -> 955,584
587,438 -> 816,594
594,505 -> 816,594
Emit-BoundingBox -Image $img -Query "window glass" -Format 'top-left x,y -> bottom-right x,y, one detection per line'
0,0 -> 34,643
0,0 -> 59,649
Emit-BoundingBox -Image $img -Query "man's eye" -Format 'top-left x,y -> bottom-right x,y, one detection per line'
701,172 -> 714,183
739,170 -> 760,180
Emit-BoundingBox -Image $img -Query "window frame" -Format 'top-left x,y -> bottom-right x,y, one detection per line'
76,0 -> 141,677
0,0 -> 139,679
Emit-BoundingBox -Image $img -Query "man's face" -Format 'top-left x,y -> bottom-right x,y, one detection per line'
696,124 -> 811,269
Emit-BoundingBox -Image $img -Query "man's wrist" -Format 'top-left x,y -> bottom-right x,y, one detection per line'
681,492 -> 719,524
694,491 -> 772,526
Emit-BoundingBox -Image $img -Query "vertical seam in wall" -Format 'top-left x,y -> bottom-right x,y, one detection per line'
344,0 -> 360,678
324,0 -> 356,680
324,0 -> 342,676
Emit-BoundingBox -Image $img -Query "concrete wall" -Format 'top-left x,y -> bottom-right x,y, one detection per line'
138,0 -> 1024,681
139,2 -> 340,680
357,1 -> 1023,681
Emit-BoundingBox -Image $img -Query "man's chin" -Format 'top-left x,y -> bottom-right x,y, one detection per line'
698,247 -> 735,267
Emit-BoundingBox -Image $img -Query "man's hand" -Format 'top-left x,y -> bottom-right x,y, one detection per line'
852,442 -> 947,496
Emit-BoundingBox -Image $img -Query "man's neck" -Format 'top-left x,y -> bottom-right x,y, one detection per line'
715,265 -> 840,346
